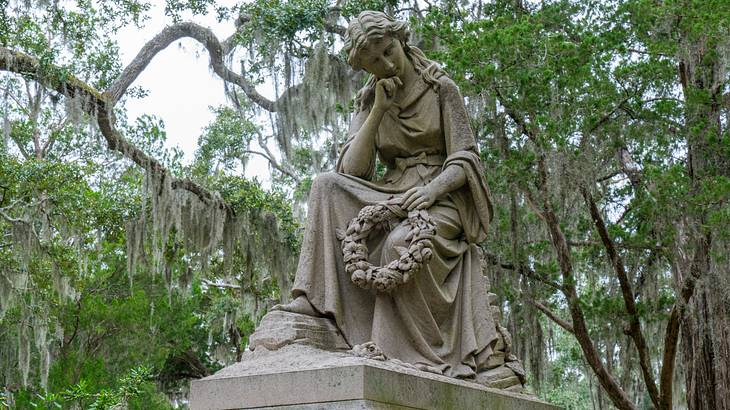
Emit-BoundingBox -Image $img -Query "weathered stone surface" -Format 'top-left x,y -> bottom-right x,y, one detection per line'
260,400 -> 418,409
477,366 -> 515,383
487,292 -> 498,305
248,310 -> 349,352
190,344 -> 559,410
506,360 -> 527,384
505,384 -> 526,393
486,375 -> 522,390
494,332 -> 505,351
476,365 -> 523,390
277,10 -> 501,380
490,305 -> 502,324
496,325 -> 513,354
485,351 -> 506,369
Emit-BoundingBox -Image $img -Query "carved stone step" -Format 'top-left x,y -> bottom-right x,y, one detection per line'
249,310 -> 350,352
477,365 -> 523,391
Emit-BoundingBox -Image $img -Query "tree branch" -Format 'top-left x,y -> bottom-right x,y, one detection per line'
483,251 -> 563,291
581,187 -> 660,408
324,21 -> 346,36
0,47 -> 232,214
108,22 -> 276,111
659,305 -> 680,410
108,16 -> 347,111
0,209 -> 26,223
7,126 -> 32,160
586,96 -> 631,134
221,14 -> 251,53
242,149 -> 300,183
494,86 -> 537,142
531,300 -> 574,333
41,116 -> 68,158
568,239 -> 663,252
494,99 -> 637,408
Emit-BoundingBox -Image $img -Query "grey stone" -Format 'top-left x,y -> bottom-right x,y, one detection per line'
261,400 -> 418,409
485,375 -> 522,390
505,361 -> 526,381
476,366 -> 515,384
485,351 -> 505,369
490,305 -> 502,324
476,365 -> 524,392
248,311 -> 349,352
190,344 -> 559,410
486,292 -> 498,306
277,9 -> 500,380
494,333 -> 505,351
505,384 -> 526,393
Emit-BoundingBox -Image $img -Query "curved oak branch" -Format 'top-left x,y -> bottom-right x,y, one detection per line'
109,15 -> 347,110
0,47 -> 231,213
108,21 -> 276,111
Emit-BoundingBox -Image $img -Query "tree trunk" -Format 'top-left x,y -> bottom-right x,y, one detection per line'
681,272 -> 730,410
678,41 -> 730,409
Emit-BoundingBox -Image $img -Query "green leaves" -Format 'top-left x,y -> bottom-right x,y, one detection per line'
341,0 -> 399,18
25,366 -> 158,410
236,0 -> 329,52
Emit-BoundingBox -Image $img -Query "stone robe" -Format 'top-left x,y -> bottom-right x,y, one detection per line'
291,74 -> 497,378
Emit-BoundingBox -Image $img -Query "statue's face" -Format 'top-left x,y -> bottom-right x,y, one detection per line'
356,35 -> 407,80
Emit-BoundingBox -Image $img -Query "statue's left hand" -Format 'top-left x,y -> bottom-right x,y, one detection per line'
401,185 -> 438,211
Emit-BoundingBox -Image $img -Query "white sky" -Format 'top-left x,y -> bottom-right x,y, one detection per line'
116,1 -> 272,184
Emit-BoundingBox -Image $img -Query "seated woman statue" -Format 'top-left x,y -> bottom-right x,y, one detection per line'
276,10 -> 497,379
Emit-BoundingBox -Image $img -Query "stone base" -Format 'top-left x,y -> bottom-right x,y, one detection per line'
248,310 -> 349,352
190,344 -> 559,410
259,399 -> 420,409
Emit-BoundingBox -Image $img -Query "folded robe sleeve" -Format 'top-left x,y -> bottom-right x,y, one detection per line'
438,76 -> 494,243
336,108 -> 376,180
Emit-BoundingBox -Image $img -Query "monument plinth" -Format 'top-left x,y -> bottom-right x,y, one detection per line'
190,344 -> 557,410
190,312 -> 558,410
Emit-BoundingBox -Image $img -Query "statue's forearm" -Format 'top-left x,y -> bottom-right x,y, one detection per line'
341,108 -> 386,177
429,165 -> 466,198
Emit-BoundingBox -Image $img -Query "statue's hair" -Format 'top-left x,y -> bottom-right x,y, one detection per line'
343,11 -> 446,111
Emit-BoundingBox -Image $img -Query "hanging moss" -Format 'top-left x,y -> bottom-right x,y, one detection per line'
124,165 -> 299,306
275,41 -> 363,155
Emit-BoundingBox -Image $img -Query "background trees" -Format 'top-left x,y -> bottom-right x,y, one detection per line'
1,1 -> 728,409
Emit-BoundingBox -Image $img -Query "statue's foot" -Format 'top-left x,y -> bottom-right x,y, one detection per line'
415,363 -> 444,375
271,295 -> 324,317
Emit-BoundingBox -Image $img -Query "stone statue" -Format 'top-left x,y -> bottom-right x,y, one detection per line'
275,10 -> 500,379
189,13 -> 549,408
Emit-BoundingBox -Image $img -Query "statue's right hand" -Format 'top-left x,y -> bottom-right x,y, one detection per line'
373,77 -> 403,113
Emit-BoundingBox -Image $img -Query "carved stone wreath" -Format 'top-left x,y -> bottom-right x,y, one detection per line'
336,202 -> 437,292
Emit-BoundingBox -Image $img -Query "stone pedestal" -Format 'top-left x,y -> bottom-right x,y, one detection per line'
190,344 -> 559,410
248,310 -> 349,352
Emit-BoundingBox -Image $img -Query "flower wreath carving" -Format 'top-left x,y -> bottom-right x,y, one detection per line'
336,202 -> 436,292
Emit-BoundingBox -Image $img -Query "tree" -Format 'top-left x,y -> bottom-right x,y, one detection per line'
422,0 -> 729,408
1,0 -> 728,408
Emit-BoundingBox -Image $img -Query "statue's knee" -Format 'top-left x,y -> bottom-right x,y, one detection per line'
311,172 -> 339,192
384,225 -> 410,250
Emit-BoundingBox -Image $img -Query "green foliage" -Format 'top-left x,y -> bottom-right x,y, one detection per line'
2,0 -> 729,408
538,329 -> 592,410
341,0 -> 400,18
193,106 -> 259,176
238,0 -> 328,45
14,366 -> 165,410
